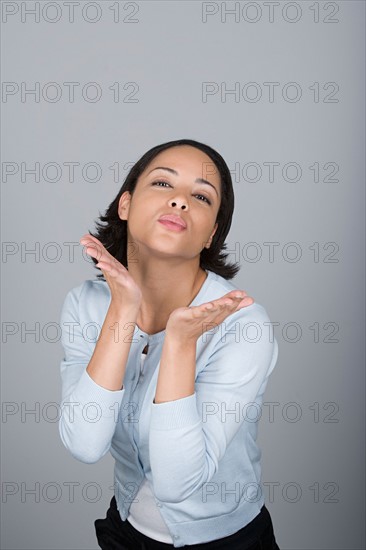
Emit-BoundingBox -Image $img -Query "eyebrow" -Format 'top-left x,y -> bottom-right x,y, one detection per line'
147,166 -> 219,198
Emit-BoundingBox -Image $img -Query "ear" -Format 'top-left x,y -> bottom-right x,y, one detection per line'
205,222 -> 218,249
118,191 -> 131,221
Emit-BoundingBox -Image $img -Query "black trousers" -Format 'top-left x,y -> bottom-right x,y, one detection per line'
95,496 -> 281,549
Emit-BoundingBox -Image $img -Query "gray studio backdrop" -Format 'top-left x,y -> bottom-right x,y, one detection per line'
1,1 -> 365,549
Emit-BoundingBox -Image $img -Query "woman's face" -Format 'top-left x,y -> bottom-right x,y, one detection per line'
118,145 -> 221,262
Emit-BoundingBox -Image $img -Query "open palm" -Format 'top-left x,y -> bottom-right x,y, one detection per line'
166,290 -> 254,343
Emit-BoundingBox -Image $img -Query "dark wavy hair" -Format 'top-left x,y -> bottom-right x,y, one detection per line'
87,138 -> 240,280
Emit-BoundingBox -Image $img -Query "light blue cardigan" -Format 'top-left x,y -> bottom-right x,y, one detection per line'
58,269 -> 279,547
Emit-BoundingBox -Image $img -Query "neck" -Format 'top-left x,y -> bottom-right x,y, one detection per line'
127,258 -> 207,335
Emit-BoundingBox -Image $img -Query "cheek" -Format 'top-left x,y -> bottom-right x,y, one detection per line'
130,196 -> 153,217
127,199 -> 159,234
125,203 -> 143,231
194,210 -> 217,230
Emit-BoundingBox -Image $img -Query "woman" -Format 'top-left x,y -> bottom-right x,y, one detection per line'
59,138 -> 281,549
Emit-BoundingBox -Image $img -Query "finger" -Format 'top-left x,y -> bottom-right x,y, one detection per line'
198,292 -> 245,313
80,238 -> 96,247
81,238 -> 102,251
204,299 -> 230,311
95,261 -> 109,270
231,291 -> 247,299
227,292 -> 253,306
80,234 -> 100,243
217,292 -> 246,304
212,295 -> 243,308
224,299 -> 236,307
96,260 -> 117,275
80,235 -> 103,250
202,301 -> 227,313
82,238 -> 117,265
239,296 -> 255,306
232,298 -> 254,312
82,240 -> 115,264
84,244 -> 104,262
202,299 -> 244,319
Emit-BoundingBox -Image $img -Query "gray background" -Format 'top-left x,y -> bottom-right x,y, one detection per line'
1,1 -> 365,548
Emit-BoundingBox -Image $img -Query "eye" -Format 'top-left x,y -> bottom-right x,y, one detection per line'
194,194 -> 211,204
152,180 -> 171,188
151,181 -> 212,205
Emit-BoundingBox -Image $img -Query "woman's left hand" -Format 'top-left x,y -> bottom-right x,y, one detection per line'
165,290 -> 254,343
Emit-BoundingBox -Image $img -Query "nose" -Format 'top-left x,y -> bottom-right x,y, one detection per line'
169,198 -> 187,210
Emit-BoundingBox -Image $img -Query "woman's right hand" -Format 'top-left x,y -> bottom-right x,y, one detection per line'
80,234 -> 142,310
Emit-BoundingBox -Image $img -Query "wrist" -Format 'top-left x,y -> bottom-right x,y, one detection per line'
107,302 -> 140,322
165,330 -> 197,347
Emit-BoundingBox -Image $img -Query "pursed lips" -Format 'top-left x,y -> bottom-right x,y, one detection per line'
158,215 -> 187,230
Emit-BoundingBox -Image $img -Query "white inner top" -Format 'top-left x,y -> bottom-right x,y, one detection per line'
126,352 -> 174,544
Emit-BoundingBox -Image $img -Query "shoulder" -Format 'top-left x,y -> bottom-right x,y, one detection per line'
206,270 -> 270,323
205,271 -> 276,354
65,278 -> 109,300
61,278 -> 111,320
201,273 -> 279,380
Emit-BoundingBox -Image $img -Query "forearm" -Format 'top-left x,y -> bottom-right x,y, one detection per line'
86,302 -> 139,391
59,303 -> 139,462
154,334 -> 197,403
150,333 -> 205,502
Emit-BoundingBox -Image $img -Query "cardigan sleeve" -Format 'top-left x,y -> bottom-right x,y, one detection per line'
58,283 -> 125,464
148,302 -> 279,503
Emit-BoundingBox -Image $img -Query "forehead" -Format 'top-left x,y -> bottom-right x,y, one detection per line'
144,146 -> 221,187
